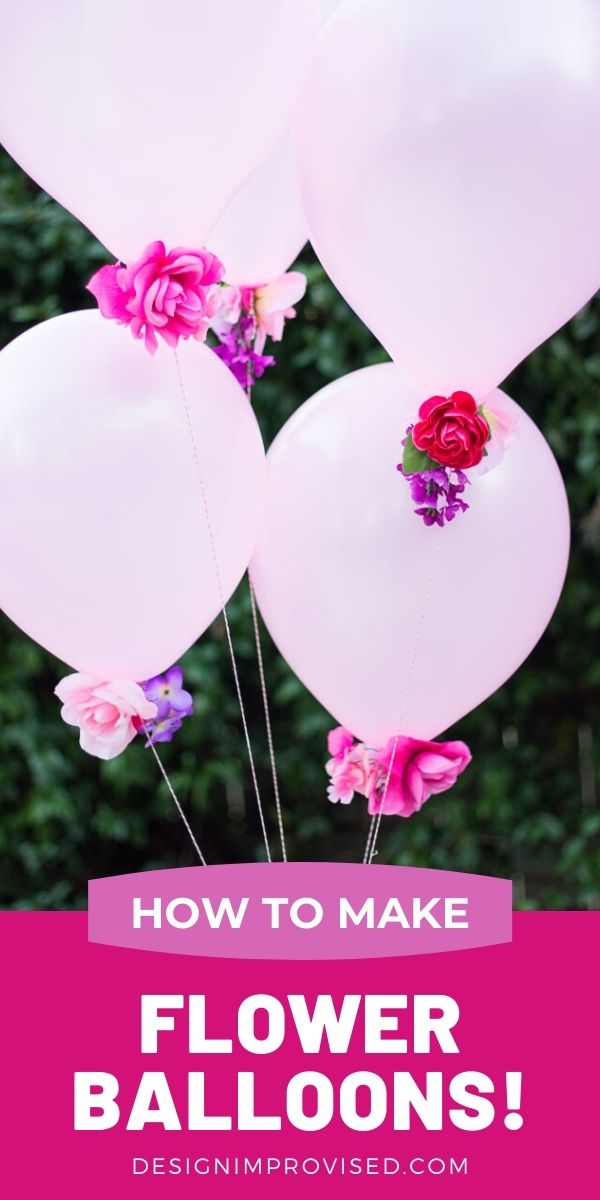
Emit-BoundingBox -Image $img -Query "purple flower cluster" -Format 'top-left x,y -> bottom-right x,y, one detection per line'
212,315 -> 275,389
139,665 -> 193,746
398,465 -> 470,527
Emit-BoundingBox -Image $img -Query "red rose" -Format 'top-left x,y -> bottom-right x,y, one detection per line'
412,391 -> 490,469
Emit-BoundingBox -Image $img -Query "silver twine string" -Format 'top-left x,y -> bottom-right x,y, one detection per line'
143,725 -> 207,866
243,316 -> 287,863
363,535 -> 444,866
173,347 -> 272,863
248,577 -> 287,862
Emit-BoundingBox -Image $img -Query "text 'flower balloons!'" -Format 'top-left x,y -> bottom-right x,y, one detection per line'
297,0 -> 600,398
0,311 -> 266,680
0,0 -> 320,261
251,364 -> 570,747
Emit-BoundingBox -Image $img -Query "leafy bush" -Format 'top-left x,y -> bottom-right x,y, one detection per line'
0,150 -> 598,909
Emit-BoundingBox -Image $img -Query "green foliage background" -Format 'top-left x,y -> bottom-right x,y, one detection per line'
0,151 -> 599,910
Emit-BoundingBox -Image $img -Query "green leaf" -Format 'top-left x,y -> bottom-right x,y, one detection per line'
402,433 -> 438,474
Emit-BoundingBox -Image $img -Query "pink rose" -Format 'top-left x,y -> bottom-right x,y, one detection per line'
87,240 -> 224,355
326,730 -> 377,805
254,271 -> 307,353
327,725 -> 355,761
368,737 -> 472,817
55,674 -> 158,761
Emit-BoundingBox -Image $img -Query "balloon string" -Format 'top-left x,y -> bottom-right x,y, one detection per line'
173,348 -> 272,864
362,740 -> 399,866
143,725 -> 207,866
362,812 -> 377,865
242,303 -> 288,863
248,576 -> 288,862
363,534 -> 444,865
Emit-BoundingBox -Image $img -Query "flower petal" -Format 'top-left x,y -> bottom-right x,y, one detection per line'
255,271 -> 307,315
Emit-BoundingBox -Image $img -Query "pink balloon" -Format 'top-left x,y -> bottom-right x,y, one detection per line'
251,364 -> 570,746
320,0 -> 343,24
206,0 -> 343,288
0,0 -> 319,262
297,0 -> 600,398
208,131 -> 307,287
0,312 -> 265,680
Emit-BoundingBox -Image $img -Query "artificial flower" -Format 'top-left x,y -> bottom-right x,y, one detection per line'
55,673 -> 157,761
141,665 -> 193,720
367,736 -> 472,817
142,713 -> 184,747
398,464 -> 470,527
88,241 -> 224,355
212,317 -> 275,388
209,271 -> 306,386
253,271 -> 307,353
476,396 -> 520,475
327,726 -> 356,762
326,733 -> 377,805
412,391 -> 490,470
140,665 -> 194,746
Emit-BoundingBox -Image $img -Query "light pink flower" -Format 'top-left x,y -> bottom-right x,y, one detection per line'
209,284 -> 252,338
326,728 -> 377,805
368,737 -> 472,818
209,273 -> 307,352
55,674 -> 158,761
88,241 -> 224,355
254,271 -> 307,352
476,397 -> 520,475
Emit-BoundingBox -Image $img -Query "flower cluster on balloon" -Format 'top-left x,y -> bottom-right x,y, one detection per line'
210,274 -> 307,389
86,237 -> 307,392
326,727 -> 472,819
398,394 -> 519,528
54,666 -> 194,760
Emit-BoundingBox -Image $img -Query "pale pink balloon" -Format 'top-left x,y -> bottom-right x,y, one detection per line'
206,0 -> 342,287
0,0 -> 319,262
251,365 -> 570,746
297,0 -> 600,398
320,0 -> 342,23
0,312 -> 265,680
208,131 -> 307,287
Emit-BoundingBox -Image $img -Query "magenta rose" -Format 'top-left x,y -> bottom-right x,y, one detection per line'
412,391 -> 490,469
368,736 -> 472,817
88,240 -> 224,355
